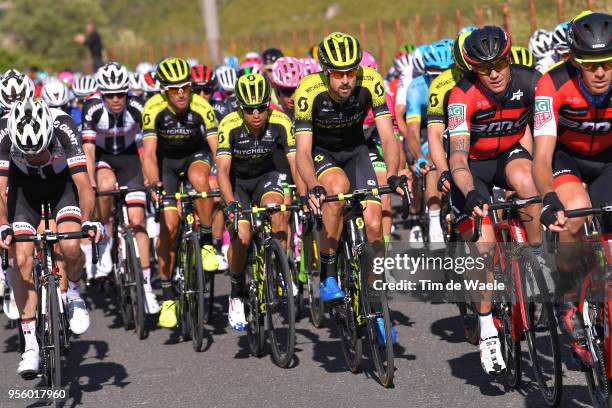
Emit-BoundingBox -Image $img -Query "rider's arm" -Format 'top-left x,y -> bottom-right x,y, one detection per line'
215,128 -> 235,204
80,99 -> 100,187
519,125 -> 534,155
376,116 -> 399,176
394,78 -> 410,141
293,82 -> 318,190
277,114 -> 307,196
141,137 -> 159,185
83,143 -> 97,187
447,88 -> 475,197
427,123 -> 447,172
405,78 -> 426,161
0,175 -> 8,226
194,95 -> 220,157
72,172 -> 95,222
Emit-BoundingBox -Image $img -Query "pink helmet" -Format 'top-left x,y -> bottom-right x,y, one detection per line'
272,57 -> 304,88
300,58 -> 322,75
58,70 -> 74,88
360,51 -> 378,71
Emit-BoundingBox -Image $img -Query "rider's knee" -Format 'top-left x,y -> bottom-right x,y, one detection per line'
15,251 -> 32,274
96,174 -> 116,191
60,240 -> 82,261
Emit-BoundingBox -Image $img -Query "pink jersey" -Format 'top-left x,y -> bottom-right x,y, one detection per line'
363,93 -> 397,131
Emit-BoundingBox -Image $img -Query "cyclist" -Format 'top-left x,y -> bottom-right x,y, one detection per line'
509,46 -> 536,68
141,57 -> 219,329
538,21 -> 573,74
300,57 -> 322,75
71,75 -> 98,110
532,11 -> 611,364
212,64 -> 239,121
529,29 -> 554,61
0,98 -> 100,377
294,32 -> 400,344
41,80 -> 81,125
0,70 -> 34,116
270,56 -> 304,119
447,26 -> 542,376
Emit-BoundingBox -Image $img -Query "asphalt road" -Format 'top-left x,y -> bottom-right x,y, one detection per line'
0,225 -> 596,408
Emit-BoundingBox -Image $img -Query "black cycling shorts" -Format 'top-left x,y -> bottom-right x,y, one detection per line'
450,143 -> 532,234
232,171 -> 284,221
96,148 -> 146,208
313,144 -> 380,204
158,150 -> 212,209
8,169 -> 80,235
552,146 -> 612,208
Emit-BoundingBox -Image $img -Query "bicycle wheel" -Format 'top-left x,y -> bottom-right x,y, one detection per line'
334,246 -> 363,373
518,247 -> 562,406
360,248 -> 394,387
125,229 -> 146,340
583,303 -> 609,408
304,230 -> 324,328
203,272 -> 214,324
47,275 -> 62,389
264,239 -> 295,367
186,232 -> 206,352
115,237 -> 134,331
498,303 -> 521,388
245,242 -> 265,357
176,237 -> 191,342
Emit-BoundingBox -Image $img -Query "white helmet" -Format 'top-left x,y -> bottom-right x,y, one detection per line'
8,98 -> 54,155
411,49 -> 426,75
129,72 -> 142,91
186,58 -> 199,67
552,22 -> 570,55
528,29 -> 554,59
215,64 -> 237,92
95,62 -> 130,94
41,81 -> 69,107
142,72 -> 160,93
0,69 -> 34,110
135,62 -> 154,75
72,75 -> 98,98
394,52 -> 413,76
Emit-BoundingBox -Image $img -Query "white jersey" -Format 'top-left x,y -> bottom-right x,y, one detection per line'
395,74 -> 414,107
535,53 -> 559,74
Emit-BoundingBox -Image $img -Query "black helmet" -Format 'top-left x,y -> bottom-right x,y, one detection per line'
262,48 -> 284,66
568,12 -> 611,58
463,26 -> 511,65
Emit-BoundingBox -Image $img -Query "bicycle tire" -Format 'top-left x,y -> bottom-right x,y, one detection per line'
499,303 -> 521,388
125,229 -> 146,340
203,272 -> 215,324
115,237 -> 134,331
304,230 -> 324,328
265,238 -> 295,368
177,236 -> 191,342
518,247 -> 562,406
187,232 -> 206,352
246,241 -> 265,357
584,303 -> 609,408
47,275 -> 62,390
335,245 -> 363,373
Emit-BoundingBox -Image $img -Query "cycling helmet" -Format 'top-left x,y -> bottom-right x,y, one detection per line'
96,62 -> 130,94
272,57 -> 304,88
235,73 -> 271,108
393,51 -> 412,75
360,50 -> 378,71
552,22 -> 571,55
57,70 -> 74,88
129,72 -> 143,91
186,58 -> 199,67
156,57 -> 190,86
8,98 -> 54,155
41,81 -> 69,107
528,29 -> 554,58
142,72 -> 160,93
0,70 -> 34,110
243,52 -> 263,65
215,64 -> 238,92
135,62 -> 154,75
318,32 -> 362,71
412,45 -> 429,74
223,55 -> 240,70
301,58 -> 322,75
262,48 -> 284,66
399,43 -> 416,53
568,12 -> 612,60
510,46 -> 535,68
463,26 -> 511,65
421,41 -> 454,71
72,75 -> 98,98
191,64 -> 216,88
452,31 -> 473,71
238,64 -> 263,77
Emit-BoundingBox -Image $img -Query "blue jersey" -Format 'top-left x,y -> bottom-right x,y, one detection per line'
70,106 -> 81,126
405,74 -> 432,126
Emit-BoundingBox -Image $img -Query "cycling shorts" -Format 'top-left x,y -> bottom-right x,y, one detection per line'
232,171 -> 284,222
96,148 -> 146,208
8,169 -> 80,234
450,143 -> 532,234
366,135 -> 386,173
158,150 -> 212,210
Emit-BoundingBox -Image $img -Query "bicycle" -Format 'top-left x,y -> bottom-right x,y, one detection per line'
1,203 -> 98,406
472,195 -> 562,406
321,182 -> 410,388
156,185 -> 220,352
232,203 -> 297,368
96,185 -> 154,340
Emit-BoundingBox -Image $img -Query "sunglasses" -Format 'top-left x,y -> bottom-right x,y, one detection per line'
473,57 -> 509,76
165,83 -> 191,94
278,87 -> 296,97
576,59 -> 612,72
194,84 -> 214,94
327,68 -> 358,79
241,103 -> 269,114
104,93 -> 127,100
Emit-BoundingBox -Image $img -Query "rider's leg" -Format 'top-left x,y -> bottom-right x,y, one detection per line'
187,160 -> 213,243
505,158 -> 542,246
158,207 -> 180,299
95,167 -> 117,278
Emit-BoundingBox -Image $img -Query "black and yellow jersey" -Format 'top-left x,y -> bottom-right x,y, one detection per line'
216,109 -> 295,179
426,67 -> 464,127
142,93 -> 218,158
294,66 -> 390,151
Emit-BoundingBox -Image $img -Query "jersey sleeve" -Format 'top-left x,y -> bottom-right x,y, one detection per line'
141,95 -> 165,141
426,76 -> 446,126
0,117 -> 11,177
56,114 -> 88,175
80,99 -> 101,144
394,77 -> 410,107
216,113 -> 239,158
533,73 -> 559,138
273,112 -> 296,155
446,85 -> 472,138
293,75 -> 316,135
405,77 -> 426,124
365,68 -> 390,119
191,95 -> 219,139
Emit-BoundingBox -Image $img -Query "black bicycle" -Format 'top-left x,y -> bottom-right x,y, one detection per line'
2,203 -> 98,406
157,186 -> 219,352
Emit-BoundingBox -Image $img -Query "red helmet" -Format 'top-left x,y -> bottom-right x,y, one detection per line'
191,64 -> 216,88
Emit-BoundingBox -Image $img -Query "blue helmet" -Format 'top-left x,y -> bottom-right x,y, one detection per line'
412,44 -> 430,74
458,26 -> 479,35
421,40 -> 454,70
223,55 -> 239,70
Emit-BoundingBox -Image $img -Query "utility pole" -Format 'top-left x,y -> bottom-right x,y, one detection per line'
201,0 -> 221,64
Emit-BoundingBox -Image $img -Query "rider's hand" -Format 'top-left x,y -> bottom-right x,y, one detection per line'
465,190 -> 489,218
225,201 -> 241,223
387,174 -> 405,196
0,224 -> 13,250
299,195 -> 310,213
82,221 -> 104,242
308,185 -> 326,212
398,167 -> 413,189
149,181 -> 163,203
414,157 -> 430,176
437,170 -> 451,194
541,192 -> 567,232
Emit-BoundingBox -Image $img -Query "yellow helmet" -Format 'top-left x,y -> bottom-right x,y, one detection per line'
452,31 -> 473,71
318,32 -> 362,71
235,73 -> 271,107
509,46 -> 535,68
156,57 -> 190,86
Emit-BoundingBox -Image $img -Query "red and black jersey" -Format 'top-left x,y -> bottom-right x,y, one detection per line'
447,65 -> 540,160
533,61 -> 611,156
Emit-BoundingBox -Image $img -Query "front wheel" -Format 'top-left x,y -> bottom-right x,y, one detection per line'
245,242 -> 265,357
125,229 -> 146,340
498,303 -> 521,388
46,276 -> 63,390
187,233 -> 206,352
304,230 -> 324,328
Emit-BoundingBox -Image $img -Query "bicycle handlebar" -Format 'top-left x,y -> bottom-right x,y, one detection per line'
565,205 -> 612,219
470,195 -> 541,242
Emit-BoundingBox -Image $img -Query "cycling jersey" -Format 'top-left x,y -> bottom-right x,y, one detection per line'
216,109 -> 295,179
210,94 -> 238,122
405,74 -> 432,125
394,74 -> 415,108
447,65 -> 540,160
294,67 -> 390,151
533,61 -> 611,157
535,53 -> 559,74
142,93 -> 218,159
0,109 -> 87,179
81,96 -> 143,155
427,67 -> 464,127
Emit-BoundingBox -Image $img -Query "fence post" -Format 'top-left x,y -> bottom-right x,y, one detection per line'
122,46 -> 129,68
202,40 -> 209,62
292,30 -> 298,56
587,0 -> 593,9
162,42 -> 169,58
148,46 -> 154,63
230,37 -> 237,57
376,19 -> 385,73
476,6 -> 484,27
259,34 -> 265,51
455,9 -> 462,35
323,23 -> 329,37
415,15 -> 421,45
246,34 -> 252,52
530,0 -> 536,33
435,14 -> 442,40
308,27 -> 315,47
359,20 -> 367,49
175,39 -> 183,57
135,46 -> 142,66
502,3 -> 510,33
395,18 -> 402,51
274,32 -> 281,51
557,0 -> 564,22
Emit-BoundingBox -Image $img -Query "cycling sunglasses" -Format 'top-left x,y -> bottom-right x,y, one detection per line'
194,84 -> 215,95
327,68 -> 358,79
575,58 -> 612,72
165,83 -> 191,94
241,103 -> 269,114
473,57 -> 510,76
103,92 -> 127,100
278,87 -> 297,97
